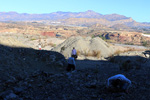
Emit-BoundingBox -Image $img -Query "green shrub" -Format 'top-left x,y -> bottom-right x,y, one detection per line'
142,41 -> 148,46
31,38 -> 36,41
99,35 -> 106,40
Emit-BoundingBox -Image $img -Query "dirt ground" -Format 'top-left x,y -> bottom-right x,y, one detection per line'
75,59 -> 150,100
1,53 -> 150,100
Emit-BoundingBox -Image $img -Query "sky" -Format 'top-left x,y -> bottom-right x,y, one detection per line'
0,0 -> 150,22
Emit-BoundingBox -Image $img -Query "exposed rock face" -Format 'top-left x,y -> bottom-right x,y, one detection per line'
52,36 -> 116,58
108,55 -> 146,71
0,44 -> 67,79
41,32 -> 56,37
0,41 -> 150,100
0,36 -> 27,47
0,55 -> 150,100
0,44 -> 69,99
101,32 -> 150,45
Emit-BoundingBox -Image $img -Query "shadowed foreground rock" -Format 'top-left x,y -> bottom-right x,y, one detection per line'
0,44 -> 150,100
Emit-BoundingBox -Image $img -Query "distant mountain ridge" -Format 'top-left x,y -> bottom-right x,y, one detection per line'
0,10 -> 129,21
0,10 -> 150,28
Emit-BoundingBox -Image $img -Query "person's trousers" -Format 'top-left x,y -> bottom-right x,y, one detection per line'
66,64 -> 75,72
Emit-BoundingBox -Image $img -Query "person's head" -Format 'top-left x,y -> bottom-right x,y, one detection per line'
73,47 -> 75,49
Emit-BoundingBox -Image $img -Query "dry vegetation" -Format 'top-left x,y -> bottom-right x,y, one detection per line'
113,48 -> 145,56
77,50 -> 101,58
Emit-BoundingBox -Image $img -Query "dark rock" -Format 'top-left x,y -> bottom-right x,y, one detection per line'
13,87 -> 24,94
0,90 -> 13,98
5,92 -> 18,99
85,81 -> 97,89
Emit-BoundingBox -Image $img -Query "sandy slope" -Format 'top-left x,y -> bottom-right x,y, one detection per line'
0,32 -> 65,50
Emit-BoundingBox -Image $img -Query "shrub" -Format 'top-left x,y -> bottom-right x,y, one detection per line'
31,38 -> 36,41
92,50 -> 101,58
114,50 -> 122,55
99,35 -> 107,40
86,50 -> 93,57
80,50 -> 101,58
60,46 -> 65,53
113,48 -> 142,56
142,41 -> 148,47
48,42 -> 56,47
91,35 -> 95,38
52,44 -> 56,47
76,50 -> 80,56
125,42 -> 134,45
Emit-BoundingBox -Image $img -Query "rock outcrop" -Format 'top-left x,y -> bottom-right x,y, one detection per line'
101,32 -> 150,46
52,36 -> 116,58
0,36 -> 26,47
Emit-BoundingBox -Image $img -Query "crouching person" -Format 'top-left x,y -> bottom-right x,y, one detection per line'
66,55 -> 76,72
107,74 -> 131,93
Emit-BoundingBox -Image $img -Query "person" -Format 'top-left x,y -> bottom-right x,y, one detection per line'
107,74 -> 131,93
66,55 -> 76,72
71,47 -> 77,59
38,43 -> 41,50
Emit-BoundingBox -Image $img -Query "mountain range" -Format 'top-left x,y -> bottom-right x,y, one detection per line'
0,10 -> 150,28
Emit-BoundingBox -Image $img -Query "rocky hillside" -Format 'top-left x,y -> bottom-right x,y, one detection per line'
0,43 -> 150,100
0,31 -> 150,99
1,10 -> 150,28
0,44 -> 67,73
59,17 -> 135,27
100,31 -> 150,46
0,36 -> 27,47
52,36 -> 117,58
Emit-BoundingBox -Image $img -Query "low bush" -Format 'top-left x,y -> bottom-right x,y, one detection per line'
80,50 -> 101,58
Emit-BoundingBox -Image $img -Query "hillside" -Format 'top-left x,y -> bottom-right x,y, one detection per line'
0,21 -> 150,47
0,28 -> 150,99
52,36 -> 117,58
59,17 -> 136,27
0,41 -> 150,99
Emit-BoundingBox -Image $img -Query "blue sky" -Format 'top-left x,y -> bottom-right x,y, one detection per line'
0,0 -> 149,22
